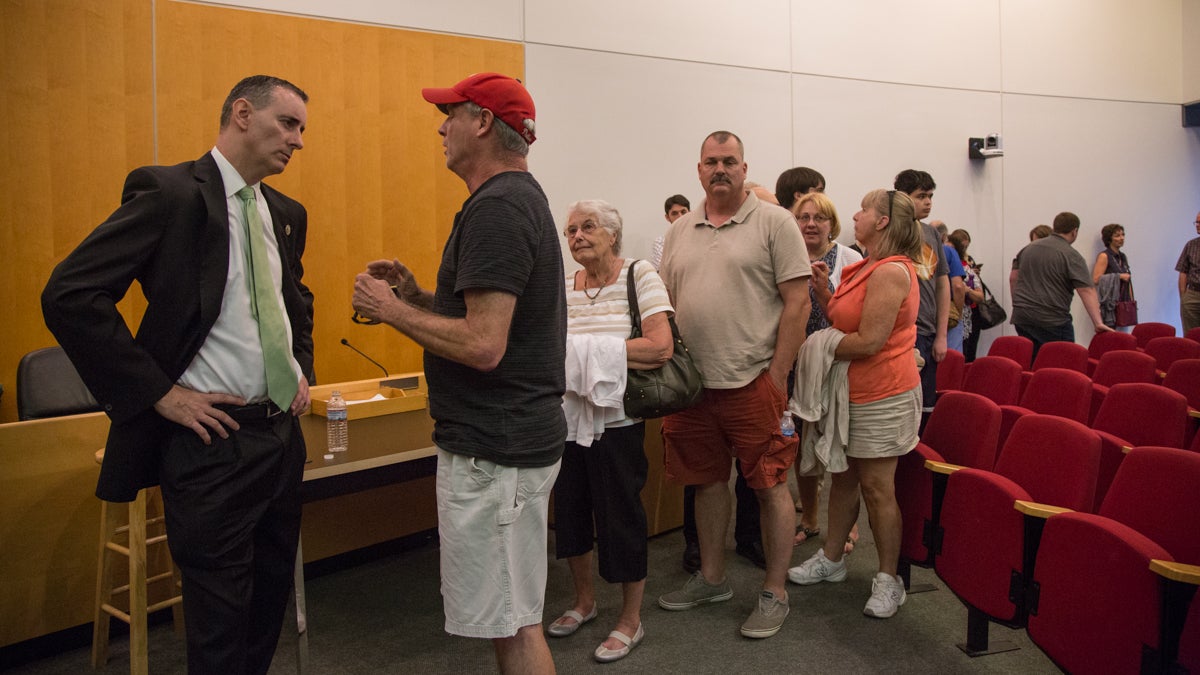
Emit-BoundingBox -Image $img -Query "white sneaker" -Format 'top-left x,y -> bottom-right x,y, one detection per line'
787,549 -> 847,585
863,572 -> 906,618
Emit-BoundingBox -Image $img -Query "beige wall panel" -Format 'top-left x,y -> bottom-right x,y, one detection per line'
525,0 -> 790,72
199,0 -> 525,41
1001,0 -> 1183,103
1186,0 -> 1200,102
525,44 -> 793,269
0,0 -> 153,423
792,0 -> 1002,91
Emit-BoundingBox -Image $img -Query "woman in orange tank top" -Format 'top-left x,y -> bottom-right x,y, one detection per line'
787,189 -> 923,620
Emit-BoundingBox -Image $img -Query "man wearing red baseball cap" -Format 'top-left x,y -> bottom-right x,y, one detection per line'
352,72 -> 566,673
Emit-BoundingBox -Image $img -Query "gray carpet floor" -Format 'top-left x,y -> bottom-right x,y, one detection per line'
8,496 -> 1060,674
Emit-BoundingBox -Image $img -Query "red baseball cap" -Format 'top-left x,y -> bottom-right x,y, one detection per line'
422,72 -> 537,144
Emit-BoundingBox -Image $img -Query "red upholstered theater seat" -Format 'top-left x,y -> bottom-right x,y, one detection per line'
1087,330 -> 1138,375
1132,321 -> 1176,349
896,392 -> 1001,575
962,356 -> 1023,407
936,348 -> 964,394
1090,383 -> 1191,512
1145,336 -> 1200,378
1027,447 -> 1200,674
998,368 -> 1092,450
987,335 -> 1034,371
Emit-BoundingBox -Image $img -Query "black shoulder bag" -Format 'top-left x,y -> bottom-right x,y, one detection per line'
624,260 -> 704,419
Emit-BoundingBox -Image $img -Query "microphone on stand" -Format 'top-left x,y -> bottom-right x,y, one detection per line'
341,338 -> 389,378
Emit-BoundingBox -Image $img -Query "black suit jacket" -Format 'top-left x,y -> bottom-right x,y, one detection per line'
42,153 -> 315,502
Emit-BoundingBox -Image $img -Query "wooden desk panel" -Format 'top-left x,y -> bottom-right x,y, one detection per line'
0,375 -> 438,648
0,374 -> 684,648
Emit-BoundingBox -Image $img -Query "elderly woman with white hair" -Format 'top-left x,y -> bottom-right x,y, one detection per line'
547,199 -> 674,663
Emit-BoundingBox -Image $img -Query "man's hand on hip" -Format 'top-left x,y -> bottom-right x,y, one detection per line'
154,385 -> 245,445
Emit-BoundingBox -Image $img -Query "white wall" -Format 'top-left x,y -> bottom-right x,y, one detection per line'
198,0 -> 1200,342
1186,0 -> 1200,102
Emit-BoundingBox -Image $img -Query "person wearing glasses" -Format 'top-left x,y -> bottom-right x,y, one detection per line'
547,199 -> 674,663
788,191 -> 861,549
787,189 -> 923,620
1175,211 -> 1200,332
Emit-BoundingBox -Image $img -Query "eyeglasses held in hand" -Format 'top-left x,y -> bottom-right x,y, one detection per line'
351,285 -> 399,325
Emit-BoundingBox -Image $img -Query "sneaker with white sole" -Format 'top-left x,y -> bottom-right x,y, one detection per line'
863,572 -> 906,618
658,572 -> 733,610
787,549 -> 848,585
740,590 -> 789,638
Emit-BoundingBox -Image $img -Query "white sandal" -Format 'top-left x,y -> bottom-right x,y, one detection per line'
546,606 -> 597,637
593,623 -> 644,663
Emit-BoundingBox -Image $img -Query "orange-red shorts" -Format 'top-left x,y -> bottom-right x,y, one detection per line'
662,370 -> 798,490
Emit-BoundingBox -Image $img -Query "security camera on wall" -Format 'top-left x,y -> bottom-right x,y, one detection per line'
968,133 -> 1004,159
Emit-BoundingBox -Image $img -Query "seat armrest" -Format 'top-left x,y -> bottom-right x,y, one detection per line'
1014,500 -> 1073,519
1151,560 -> 1200,584
924,460 -> 964,475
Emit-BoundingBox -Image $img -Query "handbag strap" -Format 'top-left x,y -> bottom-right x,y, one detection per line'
979,278 -> 997,300
626,259 -> 642,337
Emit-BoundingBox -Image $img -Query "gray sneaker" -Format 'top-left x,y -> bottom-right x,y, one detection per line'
740,590 -> 789,638
658,572 -> 733,610
863,572 -> 907,618
787,549 -> 848,585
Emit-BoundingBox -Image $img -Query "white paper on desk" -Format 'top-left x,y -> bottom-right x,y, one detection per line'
346,393 -> 388,404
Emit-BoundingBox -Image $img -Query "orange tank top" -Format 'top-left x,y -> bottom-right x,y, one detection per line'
827,255 -> 920,403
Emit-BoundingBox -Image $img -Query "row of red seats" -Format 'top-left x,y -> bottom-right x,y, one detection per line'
940,332 -> 1200,394
896,396 -> 1200,672
938,340 -> 1200,455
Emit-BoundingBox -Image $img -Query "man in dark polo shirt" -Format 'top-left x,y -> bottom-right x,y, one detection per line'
1010,211 -> 1112,358
352,72 -> 565,674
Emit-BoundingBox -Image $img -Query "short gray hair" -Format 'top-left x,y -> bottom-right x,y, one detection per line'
461,101 -> 529,157
566,199 -> 623,255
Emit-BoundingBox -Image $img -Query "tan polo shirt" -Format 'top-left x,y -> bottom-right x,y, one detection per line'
660,190 -> 810,389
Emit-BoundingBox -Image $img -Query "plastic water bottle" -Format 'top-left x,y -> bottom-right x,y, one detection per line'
780,411 -> 796,438
326,390 -> 348,453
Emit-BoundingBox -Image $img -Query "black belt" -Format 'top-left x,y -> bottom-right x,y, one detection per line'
215,401 -> 286,424
1188,284 -> 1200,292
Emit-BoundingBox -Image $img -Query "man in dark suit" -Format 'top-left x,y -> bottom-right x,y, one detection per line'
42,75 -> 314,675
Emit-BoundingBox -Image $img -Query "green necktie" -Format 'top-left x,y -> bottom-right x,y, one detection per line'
237,186 -> 298,411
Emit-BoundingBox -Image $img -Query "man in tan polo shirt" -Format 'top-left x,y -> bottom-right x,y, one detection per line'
656,130 -> 811,639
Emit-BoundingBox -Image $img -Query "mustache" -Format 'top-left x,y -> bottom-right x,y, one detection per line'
709,175 -> 732,185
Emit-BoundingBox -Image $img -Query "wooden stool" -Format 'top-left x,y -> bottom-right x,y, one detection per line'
92,449 -> 183,674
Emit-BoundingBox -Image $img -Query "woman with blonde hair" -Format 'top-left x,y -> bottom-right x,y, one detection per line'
788,190 -> 923,620
788,192 -> 861,549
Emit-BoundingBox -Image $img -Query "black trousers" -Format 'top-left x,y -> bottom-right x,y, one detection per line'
681,461 -> 761,548
159,413 -> 304,675
553,423 -> 649,583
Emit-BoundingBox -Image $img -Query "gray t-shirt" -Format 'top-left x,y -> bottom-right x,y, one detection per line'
1011,234 -> 1093,328
424,171 -> 567,468
915,222 -> 949,337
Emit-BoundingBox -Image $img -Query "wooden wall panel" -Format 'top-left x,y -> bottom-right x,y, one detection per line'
0,0 -> 153,423
153,0 -> 524,389
0,0 -> 523,423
